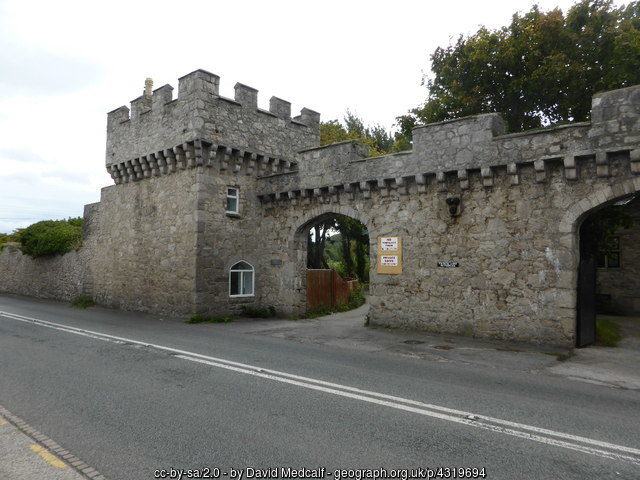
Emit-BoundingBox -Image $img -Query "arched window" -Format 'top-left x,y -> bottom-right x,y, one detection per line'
229,261 -> 254,297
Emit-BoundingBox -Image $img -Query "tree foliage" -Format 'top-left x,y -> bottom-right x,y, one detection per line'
19,218 -> 83,258
397,0 -> 640,137
306,214 -> 370,283
307,216 -> 336,269
320,111 -> 408,157
0,228 -> 23,246
327,215 -> 370,283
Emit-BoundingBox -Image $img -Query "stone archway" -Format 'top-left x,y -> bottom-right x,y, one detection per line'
292,205 -> 375,314
559,178 -> 640,243
295,205 -> 375,237
560,177 -> 640,346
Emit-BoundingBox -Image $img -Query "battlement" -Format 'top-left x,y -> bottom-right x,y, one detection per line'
259,84 -> 640,201
106,69 -> 320,172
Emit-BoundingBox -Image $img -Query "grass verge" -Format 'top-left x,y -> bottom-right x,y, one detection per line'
186,315 -> 234,324
543,349 -> 576,361
595,318 -> 622,347
70,296 -> 95,308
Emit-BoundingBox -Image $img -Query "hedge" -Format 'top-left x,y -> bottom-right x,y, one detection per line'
18,218 -> 83,257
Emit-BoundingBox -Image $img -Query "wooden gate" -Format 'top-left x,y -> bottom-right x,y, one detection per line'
306,269 -> 357,311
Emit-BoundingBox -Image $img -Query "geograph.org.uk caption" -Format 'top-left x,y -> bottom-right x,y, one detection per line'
153,467 -> 488,480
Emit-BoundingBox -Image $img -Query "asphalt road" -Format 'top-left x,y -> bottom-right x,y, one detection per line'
0,294 -> 639,480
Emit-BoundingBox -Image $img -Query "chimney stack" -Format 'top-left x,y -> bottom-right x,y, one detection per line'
144,78 -> 153,100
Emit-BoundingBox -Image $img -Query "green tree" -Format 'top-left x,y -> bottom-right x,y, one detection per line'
320,111 -> 404,157
307,216 -> 337,269
0,228 -> 24,245
334,215 -> 369,282
319,120 -> 350,146
397,0 -> 640,138
311,214 -> 370,283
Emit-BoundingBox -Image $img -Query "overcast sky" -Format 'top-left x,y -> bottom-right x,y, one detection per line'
0,0 -> 616,232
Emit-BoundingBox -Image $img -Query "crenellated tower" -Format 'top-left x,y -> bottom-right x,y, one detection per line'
105,69 -> 320,184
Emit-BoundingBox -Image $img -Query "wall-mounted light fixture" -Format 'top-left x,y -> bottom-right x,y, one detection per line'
446,197 -> 461,217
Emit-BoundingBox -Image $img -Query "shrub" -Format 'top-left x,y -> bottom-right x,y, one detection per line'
347,284 -> 366,309
71,296 -> 95,308
20,218 -> 83,258
0,228 -> 24,252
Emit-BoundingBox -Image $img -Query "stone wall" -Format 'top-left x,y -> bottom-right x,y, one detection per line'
258,92 -> 639,200
597,196 -> 640,314
95,70 -> 323,317
85,170 -> 199,315
0,245 -> 88,301
252,84 -> 640,346
3,71 -> 639,346
255,158 -> 639,346
193,168 -> 294,316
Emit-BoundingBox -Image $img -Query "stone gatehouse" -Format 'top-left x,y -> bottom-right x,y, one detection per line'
2,69 -> 640,347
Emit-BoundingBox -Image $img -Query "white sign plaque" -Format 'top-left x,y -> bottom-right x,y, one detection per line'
437,261 -> 459,268
380,237 -> 399,251
380,255 -> 399,267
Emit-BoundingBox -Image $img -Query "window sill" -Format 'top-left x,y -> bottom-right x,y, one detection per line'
225,212 -> 241,218
229,294 -> 255,298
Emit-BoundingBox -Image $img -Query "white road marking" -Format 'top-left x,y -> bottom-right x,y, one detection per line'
1,308 -> 640,465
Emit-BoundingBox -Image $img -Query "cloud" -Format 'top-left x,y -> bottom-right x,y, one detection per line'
0,177 -> 98,233
0,172 -> 37,184
0,2 -> 103,100
41,170 -> 93,185
0,147 -> 45,164
0,42 -> 103,98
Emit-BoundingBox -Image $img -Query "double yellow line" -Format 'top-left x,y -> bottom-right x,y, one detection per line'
1,414 -> 67,469
29,444 -> 68,469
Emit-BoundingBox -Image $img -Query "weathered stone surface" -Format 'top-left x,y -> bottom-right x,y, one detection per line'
0,246 -> 88,301
1,71 -> 639,347
106,69 -> 319,169
85,172 -> 200,314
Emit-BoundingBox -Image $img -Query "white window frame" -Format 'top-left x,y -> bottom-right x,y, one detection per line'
229,261 -> 254,297
226,187 -> 239,214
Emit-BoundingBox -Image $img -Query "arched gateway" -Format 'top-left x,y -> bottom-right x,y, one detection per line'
74,71 -> 640,347
292,207 -> 373,314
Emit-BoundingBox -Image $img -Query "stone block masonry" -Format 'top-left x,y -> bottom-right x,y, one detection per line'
0,246 -> 88,301
106,69 -> 319,185
1,69 -> 639,346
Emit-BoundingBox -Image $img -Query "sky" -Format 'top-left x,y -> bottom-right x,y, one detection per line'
0,0 -> 615,232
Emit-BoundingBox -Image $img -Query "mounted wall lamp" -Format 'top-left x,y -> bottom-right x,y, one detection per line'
446,197 -> 461,217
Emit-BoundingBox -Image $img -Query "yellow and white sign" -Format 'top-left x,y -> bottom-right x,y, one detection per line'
377,236 -> 402,274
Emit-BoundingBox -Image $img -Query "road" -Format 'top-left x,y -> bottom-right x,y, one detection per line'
0,294 -> 639,480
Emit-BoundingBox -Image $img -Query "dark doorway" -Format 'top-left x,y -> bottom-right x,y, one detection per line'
577,196 -> 637,347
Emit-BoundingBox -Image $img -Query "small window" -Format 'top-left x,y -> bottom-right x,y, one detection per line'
229,261 -> 254,297
597,236 -> 620,268
226,187 -> 239,214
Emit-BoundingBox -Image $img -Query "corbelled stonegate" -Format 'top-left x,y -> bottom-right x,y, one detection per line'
2,69 -> 639,347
